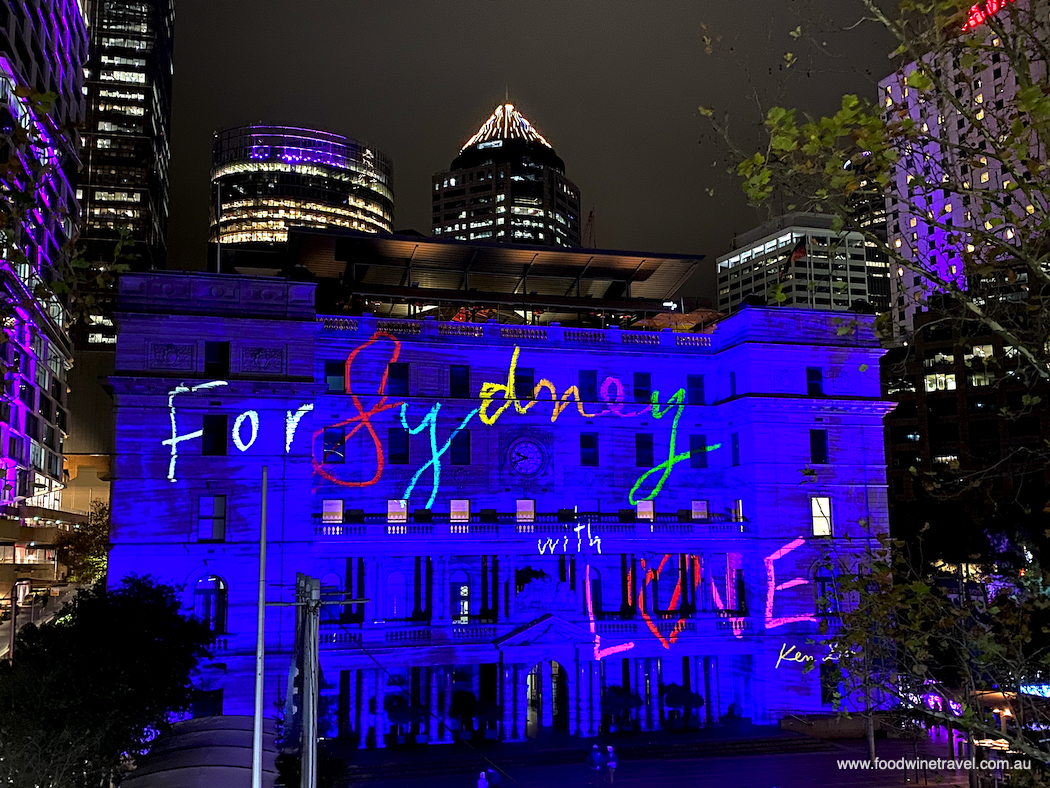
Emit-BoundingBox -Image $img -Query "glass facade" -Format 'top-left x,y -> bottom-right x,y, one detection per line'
211,125 -> 394,249
81,0 -> 175,271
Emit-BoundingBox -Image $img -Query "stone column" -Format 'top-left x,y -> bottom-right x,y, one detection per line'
504,553 -> 516,619
372,557 -> 382,623
541,660 -> 554,729
356,668 -> 367,748
591,661 -> 602,734
635,658 -> 648,731
429,666 -> 440,742
517,664 -> 529,739
442,667 -> 454,743
649,658 -> 660,729
577,661 -> 588,736
373,668 -> 386,748
501,662 -> 514,740
358,669 -> 372,749
436,557 -> 447,623
710,655 -> 721,724
567,658 -> 578,736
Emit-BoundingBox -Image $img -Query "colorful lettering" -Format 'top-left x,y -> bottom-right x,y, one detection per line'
399,402 -> 480,509
764,537 -> 818,629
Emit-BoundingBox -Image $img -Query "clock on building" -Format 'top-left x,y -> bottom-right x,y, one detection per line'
508,438 -> 544,477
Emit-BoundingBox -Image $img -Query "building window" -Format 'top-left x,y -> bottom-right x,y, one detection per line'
387,362 -> 409,396
691,500 -> 709,521
810,429 -> 829,464
925,373 -> 957,392
450,364 -> 470,398
517,499 -> 535,523
450,430 -> 470,465
324,361 -> 344,393
194,576 -> 227,634
729,372 -> 737,397
450,570 -> 469,623
811,496 -> 832,536
385,571 -> 409,619
197,495 -> 227,541
815,563 -> 838,615
807,367 -> 823,396
202,415 -> 228,456
321,499 -> 343,524
388,427 -> 409,465
204,341 -> 230,377
635,433 -> 654,467
451,499 -> 470,522
579,370 -> 598,402
689,434 -> 708,469
387,499 -> 408,523
580,433 -> 599,466
515,366 -> 535,400
634,372 -> 652,404
636,500 -> 654,521
687,374 -> 705,405
731,432 -> 740,466
323,427 -> 345,463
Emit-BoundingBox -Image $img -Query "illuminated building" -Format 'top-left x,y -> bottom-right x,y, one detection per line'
80,0 -> 176,271
211,125 -> 394,270
108,269 -> 891,740
0,1 -> 90,602
716,214 -> 890,315
879,0 -> 1045,337
432,104 -> 581,247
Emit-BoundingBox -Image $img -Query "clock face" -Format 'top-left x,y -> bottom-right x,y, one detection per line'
508,439 -> 544,477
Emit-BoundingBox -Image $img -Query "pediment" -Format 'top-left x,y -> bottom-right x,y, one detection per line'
495,614 -> 596,649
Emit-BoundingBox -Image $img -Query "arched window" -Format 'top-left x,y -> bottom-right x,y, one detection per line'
450,569 -> 469,624
815,564 -> 838,616
385,571 -> 409,620
194,576 -> 227,634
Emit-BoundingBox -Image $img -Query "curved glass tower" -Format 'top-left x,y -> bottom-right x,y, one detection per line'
211,125 -> 394,250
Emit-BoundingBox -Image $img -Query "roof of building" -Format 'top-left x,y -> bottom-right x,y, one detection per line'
461,103 -> 552,151
288,228 -> 701,312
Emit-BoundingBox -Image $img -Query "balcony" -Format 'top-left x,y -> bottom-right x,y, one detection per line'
310,510 -> 751,546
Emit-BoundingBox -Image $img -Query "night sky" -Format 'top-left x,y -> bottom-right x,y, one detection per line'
168,1 -> 896,300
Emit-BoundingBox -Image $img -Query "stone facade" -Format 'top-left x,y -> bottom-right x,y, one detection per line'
109,271 -> 892,744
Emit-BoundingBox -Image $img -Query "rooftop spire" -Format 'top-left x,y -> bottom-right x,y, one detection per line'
461,103 -> 552,152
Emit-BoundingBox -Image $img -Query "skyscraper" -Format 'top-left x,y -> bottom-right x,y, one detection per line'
0,0 -> 90,604
210,124 -> 394,271
716,213 -> 890,314
433,104 -> 581,247
80,0 -> 176,271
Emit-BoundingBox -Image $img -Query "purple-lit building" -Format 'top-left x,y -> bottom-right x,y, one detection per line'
0,0 -> 90,603
108,270 -> 891,742
879,0 -> 1046,337
210,125 -> 394,272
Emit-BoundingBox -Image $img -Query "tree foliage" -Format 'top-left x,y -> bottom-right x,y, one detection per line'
0,576 -> 212,787
55,499 -> 111,584
704,0 -> 1050,765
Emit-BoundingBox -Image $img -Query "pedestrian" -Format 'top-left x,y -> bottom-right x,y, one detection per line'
604,745 -> 617,786
477,770 -> 488,788
486,767 -> 501,786
587,744 -> 603,787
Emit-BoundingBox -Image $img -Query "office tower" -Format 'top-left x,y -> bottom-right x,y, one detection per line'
433,104 -> 581,247
80,0 -> 176,271
107,265 -> 890,732
210,124 -> 394,271
0,0 -> 89,603
716,213 -> 890,314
